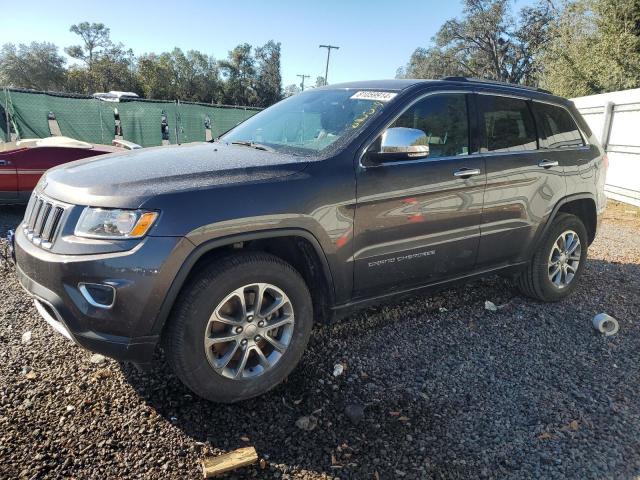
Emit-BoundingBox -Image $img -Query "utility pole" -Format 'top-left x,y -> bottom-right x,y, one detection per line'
319,44 -> 340,85
297,74 -> 310,91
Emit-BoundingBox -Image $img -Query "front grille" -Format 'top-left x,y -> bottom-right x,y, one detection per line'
23,193 -> 67,249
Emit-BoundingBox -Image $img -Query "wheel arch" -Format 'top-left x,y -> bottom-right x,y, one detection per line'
150,228 -> 335,336
531,193 -> 598,256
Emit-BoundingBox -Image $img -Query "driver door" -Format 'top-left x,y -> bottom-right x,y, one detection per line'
353,92 -> 485,298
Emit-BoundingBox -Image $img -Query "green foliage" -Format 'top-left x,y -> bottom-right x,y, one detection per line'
541,0 -> 640,97
0,42 -> 66,90
136,49 -> 222,103
283,83 -> 301,97
254,41 -> 283,107
398,0 -> 552,86
0,22 -> 284,107
219,43 -> 257,105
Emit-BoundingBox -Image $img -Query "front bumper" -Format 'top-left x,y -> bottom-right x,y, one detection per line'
14,227 -> 193,365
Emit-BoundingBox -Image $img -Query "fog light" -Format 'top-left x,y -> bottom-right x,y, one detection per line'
78,283 -> 116,309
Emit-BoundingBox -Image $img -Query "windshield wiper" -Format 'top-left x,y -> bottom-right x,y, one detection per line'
230,140 -> 273,152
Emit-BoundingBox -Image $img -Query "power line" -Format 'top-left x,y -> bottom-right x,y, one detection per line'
297,74 -> 311,91
318,44 -> 340,86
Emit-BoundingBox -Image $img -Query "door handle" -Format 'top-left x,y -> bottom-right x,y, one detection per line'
538,160 -> 559,169
453,168 -> 481,178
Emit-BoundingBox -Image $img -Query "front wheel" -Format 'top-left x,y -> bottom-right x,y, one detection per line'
164,252 -> 313,403
517,213 -> 588,302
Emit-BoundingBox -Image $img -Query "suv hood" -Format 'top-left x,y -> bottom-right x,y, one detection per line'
41,142 -> 309,207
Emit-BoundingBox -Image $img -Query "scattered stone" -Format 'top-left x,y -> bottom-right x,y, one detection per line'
21,331 -> 32,344
344,404 -> 364,424
295,415 -> 318,431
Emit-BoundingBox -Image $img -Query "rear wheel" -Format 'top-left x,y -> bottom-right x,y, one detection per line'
164,252 -> 313,403
517,213 -> 588,302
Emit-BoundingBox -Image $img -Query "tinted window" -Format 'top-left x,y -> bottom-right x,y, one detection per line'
389,94 -> 469,158
479,95 -> 537,152
534,102 -> 584,149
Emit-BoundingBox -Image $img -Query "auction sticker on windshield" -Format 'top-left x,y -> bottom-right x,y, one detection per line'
350,91 -> 397,102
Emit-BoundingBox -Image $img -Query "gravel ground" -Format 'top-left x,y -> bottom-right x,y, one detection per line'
1,201 -> 639,479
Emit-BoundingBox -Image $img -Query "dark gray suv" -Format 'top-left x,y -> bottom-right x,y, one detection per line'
11,78 -> 607,402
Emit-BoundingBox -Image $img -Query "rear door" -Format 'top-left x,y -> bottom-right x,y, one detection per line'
0,154 -> 18,202
475,93 -> 567,268
353,92 -> 485,297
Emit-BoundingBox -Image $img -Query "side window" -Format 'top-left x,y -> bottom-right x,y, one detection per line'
479,95 -> 537,152
389,94 -> 469,158
534,102 -> 584,149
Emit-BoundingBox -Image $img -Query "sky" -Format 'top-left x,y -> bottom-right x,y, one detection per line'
1,0 -> 534,88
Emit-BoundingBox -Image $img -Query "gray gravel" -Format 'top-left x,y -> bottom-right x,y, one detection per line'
1,201 -> 639,479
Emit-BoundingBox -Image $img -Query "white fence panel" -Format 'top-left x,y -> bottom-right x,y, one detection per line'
572,89 -> 640,207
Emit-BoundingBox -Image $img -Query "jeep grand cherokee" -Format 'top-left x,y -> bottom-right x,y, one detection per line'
11,78 -> 607,402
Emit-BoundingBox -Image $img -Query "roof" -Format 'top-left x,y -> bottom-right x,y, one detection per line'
318,78 -> 563,101
318,79 -> 429,91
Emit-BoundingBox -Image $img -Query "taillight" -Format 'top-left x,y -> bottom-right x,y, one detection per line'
602,153 -> 609,170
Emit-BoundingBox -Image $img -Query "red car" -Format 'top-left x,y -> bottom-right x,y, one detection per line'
0,137 -> 139,204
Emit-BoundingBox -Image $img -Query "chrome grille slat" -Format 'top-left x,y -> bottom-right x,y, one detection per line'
22,193 -> 68,249
35,203 -> 52,236
43,206 -> 64,242
28,199 -> 43,230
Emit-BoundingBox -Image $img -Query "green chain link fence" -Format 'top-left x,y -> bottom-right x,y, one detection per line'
1,87 -> 261,147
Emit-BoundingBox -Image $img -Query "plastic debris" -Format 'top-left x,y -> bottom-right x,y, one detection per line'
333,363 -> 344,377
484,301 -> 498,312
21,331 -> 32,344
593,313 -> 619,336
90,353 -> 106,364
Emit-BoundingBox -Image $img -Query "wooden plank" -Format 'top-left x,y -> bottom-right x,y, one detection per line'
201,447 -> 258,478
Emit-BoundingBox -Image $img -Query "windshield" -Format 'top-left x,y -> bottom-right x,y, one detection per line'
221,89 -> 392,156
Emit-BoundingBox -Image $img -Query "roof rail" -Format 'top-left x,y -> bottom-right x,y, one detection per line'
440,76 -> 552,95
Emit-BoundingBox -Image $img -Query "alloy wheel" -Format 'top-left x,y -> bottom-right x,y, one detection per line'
203,283 -> 295,379
547,229 -> 581,289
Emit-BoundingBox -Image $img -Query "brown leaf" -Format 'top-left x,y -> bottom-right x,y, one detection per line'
398,416 -> 410,422
25,371 -> 37,380
537,432 -> 554,440
567,420 -> 579,431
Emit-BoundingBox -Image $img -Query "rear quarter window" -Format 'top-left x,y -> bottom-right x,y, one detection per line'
478,95 -> 537,153
533,102 -> 584,149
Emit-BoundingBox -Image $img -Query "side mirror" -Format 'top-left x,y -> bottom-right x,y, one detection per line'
370,127 -> 430,162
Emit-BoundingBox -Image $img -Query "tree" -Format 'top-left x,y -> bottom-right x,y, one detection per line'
0,42 -> 66,90
283,84 -> 301,97
541,0 -> 640,97
254,41 -> 282,107
398,0 -> 552,85
315,76 -> 325,88
136,48 -> 222,102
65,22 -> 112,70
219,43 -> 256,105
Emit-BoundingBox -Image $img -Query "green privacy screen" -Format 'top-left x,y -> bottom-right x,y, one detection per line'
1,88 -> 260,147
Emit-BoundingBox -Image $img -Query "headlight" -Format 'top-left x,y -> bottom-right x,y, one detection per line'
75,208 -> 158,239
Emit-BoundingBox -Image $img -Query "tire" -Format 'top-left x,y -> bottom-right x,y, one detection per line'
517,213 -> 588,302
164,252 -> 313,403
